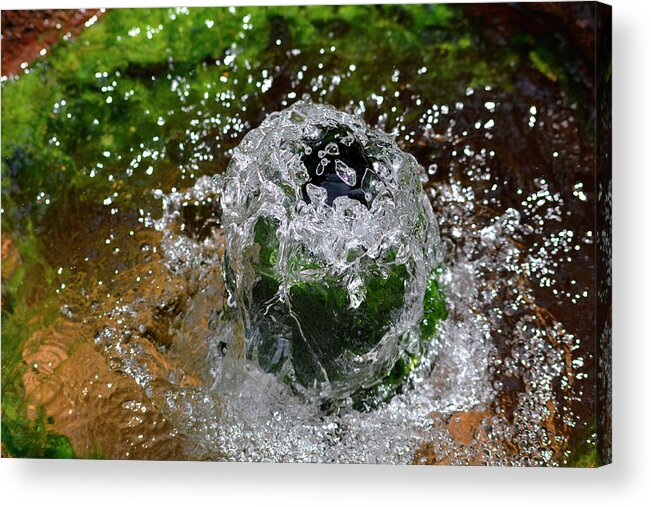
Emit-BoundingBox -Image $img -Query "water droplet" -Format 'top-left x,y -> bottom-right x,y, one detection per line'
325,142 -> 339,155
303,124 -> 322,140
340,135 -> 354,147
334,159 -> 356,186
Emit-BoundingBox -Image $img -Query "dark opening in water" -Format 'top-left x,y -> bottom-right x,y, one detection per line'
300,125 -> 377,208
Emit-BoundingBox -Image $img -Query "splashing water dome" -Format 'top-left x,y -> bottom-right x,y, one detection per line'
221,101 -> 445,404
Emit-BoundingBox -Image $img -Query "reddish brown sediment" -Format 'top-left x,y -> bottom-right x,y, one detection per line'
14,222 -> 226,459
414,411 -> 491,465
1,234 -> 21,281
21,319 -> 191,460
1,8 -> 103,77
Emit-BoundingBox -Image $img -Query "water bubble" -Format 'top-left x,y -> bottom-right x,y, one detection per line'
325,142 -> 339,156
334,159 -> 356,186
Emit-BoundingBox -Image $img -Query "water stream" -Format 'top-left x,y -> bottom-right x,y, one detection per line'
2,4 -> 598,465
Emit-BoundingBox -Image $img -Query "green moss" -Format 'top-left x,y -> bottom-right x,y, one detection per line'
1,224 -> 77,458
351,269 -> 447,411
3,4 -> 596,232
529,50 -> 559,82
565,418 -> 602,468
420,271 -> 448,340
502,27 -> 595,138
246,214 -> 447,404
2,406 -> 75,459
251,256 -> 409,386
2,4 -> 521,236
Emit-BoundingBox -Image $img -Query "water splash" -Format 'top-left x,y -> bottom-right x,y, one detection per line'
2,4 -> 598,465
221,101 -> 443,401
69,92 -> 587,464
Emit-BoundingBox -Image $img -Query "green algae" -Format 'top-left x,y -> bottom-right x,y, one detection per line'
1,228 -> 76,458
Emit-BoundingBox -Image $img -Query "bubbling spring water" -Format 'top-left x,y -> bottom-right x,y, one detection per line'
220,101 -> 443,403
85,98 -> 586,465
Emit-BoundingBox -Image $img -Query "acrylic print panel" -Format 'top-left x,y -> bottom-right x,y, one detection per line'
1,2 -> 611,466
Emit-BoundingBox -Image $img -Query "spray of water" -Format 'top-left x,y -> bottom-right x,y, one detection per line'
79,99 -> 585,465
220,101 -> 443,402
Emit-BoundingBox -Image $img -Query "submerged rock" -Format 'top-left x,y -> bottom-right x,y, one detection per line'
221,101 -> 444,403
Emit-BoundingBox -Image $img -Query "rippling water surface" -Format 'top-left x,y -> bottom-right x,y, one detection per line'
2,4 -> 600,465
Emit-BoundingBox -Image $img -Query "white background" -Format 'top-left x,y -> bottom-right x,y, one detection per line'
1,0 -> 649,505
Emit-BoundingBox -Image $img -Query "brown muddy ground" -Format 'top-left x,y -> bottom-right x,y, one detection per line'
1,9 -> 102,77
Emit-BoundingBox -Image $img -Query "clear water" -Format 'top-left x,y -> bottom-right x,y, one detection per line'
220,101 -> 442,402
2,5 -> 597,464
